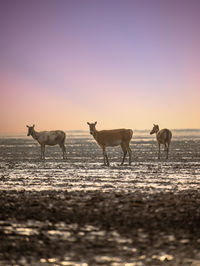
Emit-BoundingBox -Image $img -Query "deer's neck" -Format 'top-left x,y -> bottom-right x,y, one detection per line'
31,130 -> 40,141
156,129 -> 160,134
155,129 -> 160,138
93,129 -> 99,141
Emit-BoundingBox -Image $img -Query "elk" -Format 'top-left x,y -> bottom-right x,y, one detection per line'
26,125 -> 67,160
87,122 -> 133,166
150,124 -> 172,159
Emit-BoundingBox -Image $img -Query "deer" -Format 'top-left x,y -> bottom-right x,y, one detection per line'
150,124 -> 172,159
26,124 -> 67,160
87,122 -> 133,166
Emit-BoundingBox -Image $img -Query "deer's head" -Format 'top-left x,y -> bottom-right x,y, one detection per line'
87,122 -> 97,136
26,124 -> 35,136
150,124 -> 159,135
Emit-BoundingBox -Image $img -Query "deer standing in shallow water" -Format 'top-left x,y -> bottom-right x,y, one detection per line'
26,125 -> 67,160
150,124 -> 172,159
87,122 -> 133,166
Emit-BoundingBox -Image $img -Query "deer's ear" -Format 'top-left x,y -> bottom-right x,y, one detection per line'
95,121 -> 97,125
33,124 -> 35,127
87,122 -> 90,125
26,125 -> 29,128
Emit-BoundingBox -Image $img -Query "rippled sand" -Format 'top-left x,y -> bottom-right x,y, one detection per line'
0,131 -> 200,265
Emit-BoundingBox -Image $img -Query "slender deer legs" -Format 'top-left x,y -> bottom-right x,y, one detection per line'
121,143 -> 127,165
158,143 -> 160,160
41,145 -> 45,160
127,147 -> 132,165
60,143 -> 67,159
166,143 -> 169,159
102,147 -> 109,166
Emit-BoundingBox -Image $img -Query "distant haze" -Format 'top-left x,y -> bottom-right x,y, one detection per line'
0,0 -> 200,133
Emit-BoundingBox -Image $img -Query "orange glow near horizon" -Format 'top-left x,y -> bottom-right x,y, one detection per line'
1,70 -> 200,134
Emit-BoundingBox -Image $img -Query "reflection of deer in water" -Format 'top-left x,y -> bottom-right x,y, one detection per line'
87,121 -> 133,166
26,124 -> 66,160
150,124 -> 172,159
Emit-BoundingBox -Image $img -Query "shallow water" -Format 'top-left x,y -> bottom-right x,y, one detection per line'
0,131 -> 200,193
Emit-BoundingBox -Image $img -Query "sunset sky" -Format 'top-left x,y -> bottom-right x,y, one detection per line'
0,0 -> 200,134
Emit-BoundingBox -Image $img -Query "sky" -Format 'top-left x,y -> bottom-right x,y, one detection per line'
0,0 -> 200,133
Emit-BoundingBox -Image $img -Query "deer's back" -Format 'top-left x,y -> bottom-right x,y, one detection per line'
156,129 -> 172,144
38,130 -> 65,145
96,129 -> 133,146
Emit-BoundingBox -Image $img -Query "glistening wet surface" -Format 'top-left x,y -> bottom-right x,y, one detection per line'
0,131 -> 200,265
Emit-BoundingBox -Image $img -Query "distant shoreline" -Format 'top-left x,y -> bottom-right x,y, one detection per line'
1,129 -> 200,139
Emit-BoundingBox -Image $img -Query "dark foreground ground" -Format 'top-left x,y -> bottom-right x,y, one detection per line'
0,132 -> 200,265
1,190 -> 200,265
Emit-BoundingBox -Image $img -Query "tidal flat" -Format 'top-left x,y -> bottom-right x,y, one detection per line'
0,130 -> 200,265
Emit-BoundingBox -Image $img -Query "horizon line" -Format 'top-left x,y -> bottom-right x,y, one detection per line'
1,128 -> 200,136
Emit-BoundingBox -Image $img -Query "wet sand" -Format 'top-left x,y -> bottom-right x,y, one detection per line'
0,131 -> 200,265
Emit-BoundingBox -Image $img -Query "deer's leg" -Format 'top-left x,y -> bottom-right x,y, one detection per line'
102,147 -> 106,165
60,143 -> 67,160
158,143 -> 160,160
125,141 -> 132,165
102,147 -> 109,166
40,145 -> 43,159
41,145 -> 45,160
121,143 -> 127,165
127,146 -> 132,165
166,143 -> 169,159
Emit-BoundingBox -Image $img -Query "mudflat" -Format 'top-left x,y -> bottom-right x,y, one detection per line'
0,131 -> 200,265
